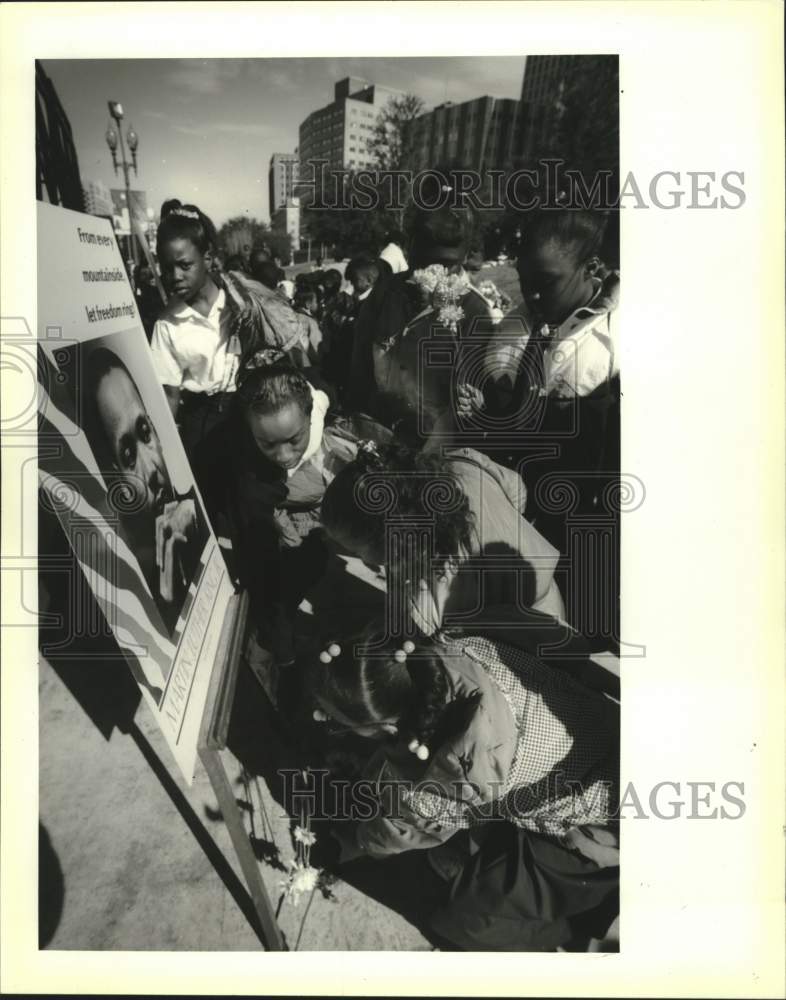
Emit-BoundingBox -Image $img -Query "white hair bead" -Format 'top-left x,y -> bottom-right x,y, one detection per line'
402,640 -> 416,654
416,744 -> 430,761
328,643 -> 341,657
407,738 -> 420,753
319,650 -> 332,664
394,649 -> 407,663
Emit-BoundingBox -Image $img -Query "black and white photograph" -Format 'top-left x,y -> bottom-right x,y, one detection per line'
1,2 -> 783,996
44,332 -> 211,642
36,47 -> 623,953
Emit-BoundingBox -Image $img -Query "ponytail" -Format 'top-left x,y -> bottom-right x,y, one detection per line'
309,629 -> 481,767
399,650 -> 481,759
156,198 -> 217,257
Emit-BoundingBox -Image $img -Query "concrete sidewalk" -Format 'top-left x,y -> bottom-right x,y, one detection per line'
39,656 -> 434,951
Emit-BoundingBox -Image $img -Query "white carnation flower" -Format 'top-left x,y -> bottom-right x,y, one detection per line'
294,825 -> 317,847
280,860 -> 321,905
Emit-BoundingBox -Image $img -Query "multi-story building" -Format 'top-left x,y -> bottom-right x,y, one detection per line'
406,95 -> 519,172
110,188 -> 148,236
81,179 -> 113,218
298,77 -> 404,186
268,153 -> 299,218
271,197 -> 301,253
511,55 -> 619,164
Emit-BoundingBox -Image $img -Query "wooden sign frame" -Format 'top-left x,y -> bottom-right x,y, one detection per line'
196,589 -> 284,951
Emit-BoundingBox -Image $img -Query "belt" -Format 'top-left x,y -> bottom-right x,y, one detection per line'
180,387 -> 234,401
179,388 -> 235,412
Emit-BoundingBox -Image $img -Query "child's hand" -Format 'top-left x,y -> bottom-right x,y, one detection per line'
407,563 -> 456,637
564,825 -> 619,868
408,578 -> 439,637
272,508 -> 302,548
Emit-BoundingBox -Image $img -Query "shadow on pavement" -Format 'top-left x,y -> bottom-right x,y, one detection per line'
39,822 -> 65,948
225,656 -> 450,949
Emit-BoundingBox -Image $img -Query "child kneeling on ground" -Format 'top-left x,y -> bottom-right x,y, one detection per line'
307,618 -> 619,951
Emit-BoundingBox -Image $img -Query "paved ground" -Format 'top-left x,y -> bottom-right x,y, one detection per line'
39,654 -> 437,952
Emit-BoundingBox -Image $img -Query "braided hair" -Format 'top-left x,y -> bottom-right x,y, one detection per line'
310,628 -> 482,764
321,441 -> 475,579
235,350 -> 313,418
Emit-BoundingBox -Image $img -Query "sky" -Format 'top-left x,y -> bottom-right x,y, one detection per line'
44,56 -> 526,228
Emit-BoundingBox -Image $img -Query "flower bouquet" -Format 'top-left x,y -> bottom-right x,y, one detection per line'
412,264 -> 472,332
279,771 -> 338,911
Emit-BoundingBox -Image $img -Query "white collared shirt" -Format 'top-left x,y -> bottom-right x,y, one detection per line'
545,280 -> 619,399
150,287 -> 237,394
481,274 -> 619,403
379,242 -> 408,275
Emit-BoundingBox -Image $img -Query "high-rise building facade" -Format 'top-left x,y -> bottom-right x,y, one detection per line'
519,55 -> 582,105
511,55 -> 618,164
110,188 -> 148,236
271,197 -> 301,252
82,179 -> 113,218
268,153 -> 299,218
298,77 -> 404,186
405,95 -> 519,172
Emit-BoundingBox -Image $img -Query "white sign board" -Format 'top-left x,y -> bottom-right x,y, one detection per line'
36,202 -> 234,783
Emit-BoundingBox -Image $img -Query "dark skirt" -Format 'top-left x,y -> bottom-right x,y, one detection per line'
428,822 -> 618,951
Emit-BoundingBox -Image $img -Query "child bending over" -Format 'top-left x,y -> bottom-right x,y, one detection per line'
306,621 -> 619,950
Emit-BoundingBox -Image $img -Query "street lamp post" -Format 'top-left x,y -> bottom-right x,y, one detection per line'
105,100 -> 140,266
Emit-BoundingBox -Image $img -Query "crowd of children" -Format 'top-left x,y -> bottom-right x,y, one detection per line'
145,194 -> 621,951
